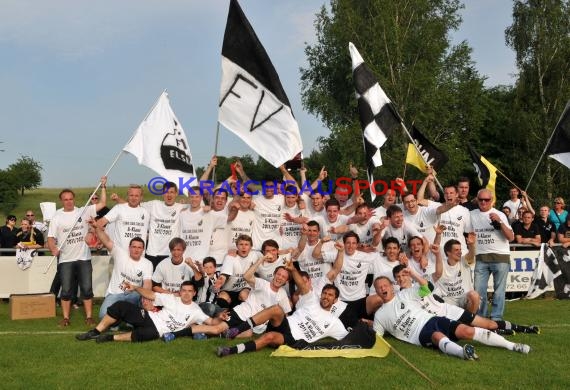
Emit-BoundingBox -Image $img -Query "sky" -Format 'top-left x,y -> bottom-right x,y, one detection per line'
0,0 -> 517,188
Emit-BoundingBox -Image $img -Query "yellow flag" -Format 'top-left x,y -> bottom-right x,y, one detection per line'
406,143 -> 427,173
270,334 -> 391,358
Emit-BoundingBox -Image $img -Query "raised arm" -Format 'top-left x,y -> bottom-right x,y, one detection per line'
200,155 -> 217,181
90,219 -> 114,251
95,176 -> 108,212
325,241 -> 345,282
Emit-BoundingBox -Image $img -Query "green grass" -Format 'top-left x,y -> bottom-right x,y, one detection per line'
2,186 -> 168,222
1,298 -> 569,389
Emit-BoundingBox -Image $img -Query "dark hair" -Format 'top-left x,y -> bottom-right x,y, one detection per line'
202,257 -> 217,267
343,231 -> 360,243
164,181 -> 178,191
129,237 -> 145,248
325,198 -> 341,210
236,234 -> 253,245
273,266 -> 289,280
407,235 -> 423,247
180,280 -> 196,290
386,205 -> 403,218
457,177 -> 470,185
261,239 -> 279,252
169,237 -> 186,250
392,264 -> 407,278
443,239 -> 461,255
321,283 -> 340,298
59,189 -> 75,200
355,203 -> 370,213
307,220 -> 320,230
383,236 -> 400,248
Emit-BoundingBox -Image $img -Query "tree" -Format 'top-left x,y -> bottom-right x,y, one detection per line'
7,155 -> 43,196
300,0 -> 488,197
505,0 -> 570,199
0,169 -> 18,214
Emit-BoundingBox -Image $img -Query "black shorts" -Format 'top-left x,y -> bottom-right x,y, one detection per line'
267,319 -> 308,349
418,316 -> 460,348
221,289 -> 249,308
339,297 -> 367,328
225,309 -> 247,328
106,301 -> 159,342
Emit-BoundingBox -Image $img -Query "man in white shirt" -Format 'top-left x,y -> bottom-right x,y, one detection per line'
97,185 -> 149,251
91,221 -> 153,320
373,276 -> 530,360
47,178 -> 107,327
75,281 -> 222,343
470,189 -> 514,321
215,259 -> 348,357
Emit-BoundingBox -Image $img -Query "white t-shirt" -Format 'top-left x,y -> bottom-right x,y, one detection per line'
152,258 -> 194,293
48,205 -> 97,263
106,246 -> 153,295
297,242 -> 331,280
141,200 -> 186,256
148,293 -> 210,336
438,205 -> 472,254
503,199 -> 522,218
233,278 -> 291,323
287,291 -> 348,343
227,209 -> 255,248
280,204 -> 305,249
208,209 -> 230,265
256,253 -> 291,282
432,257 -> 473,306
470,208 -> 511,255
219,251 -> 258,292
349,218 -> 380,246
252,194 -> 284,249
404,205 -> 438,244
373,287 -> 433,346
179,208 -> 226,263
323,244 -> 377,301
314,214 -> 350,241
383,223 -> 423,253
103,204 -> 150,250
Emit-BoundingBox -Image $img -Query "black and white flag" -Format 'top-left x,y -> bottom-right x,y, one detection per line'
124,91 -> 196,189
526,244 -> 570,299
218,0 -> 302,168
546,100 -> 570,169
349,42 -> 402,200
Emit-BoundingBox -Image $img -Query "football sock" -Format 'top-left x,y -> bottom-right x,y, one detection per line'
473,327 -> 514,350
438,337 -> 464,358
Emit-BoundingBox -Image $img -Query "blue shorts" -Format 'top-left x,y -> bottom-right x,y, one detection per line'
418,316 -> 460,348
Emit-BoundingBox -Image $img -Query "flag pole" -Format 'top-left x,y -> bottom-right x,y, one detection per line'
524,105 -> 569,192
43,90 -> 166,274
401,123 -> 444,193
495,169 -> 534,201
213,122 -> 220,184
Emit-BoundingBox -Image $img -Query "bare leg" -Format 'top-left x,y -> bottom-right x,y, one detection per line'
83,298 -> 93,319
466,291 -> 481,314
61,299 -> 71,321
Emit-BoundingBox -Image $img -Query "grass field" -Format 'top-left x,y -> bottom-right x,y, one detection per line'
1,297 -> 569,389
1,186 -> 168,223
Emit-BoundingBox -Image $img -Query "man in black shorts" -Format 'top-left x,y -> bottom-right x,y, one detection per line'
215,260 -> 348,357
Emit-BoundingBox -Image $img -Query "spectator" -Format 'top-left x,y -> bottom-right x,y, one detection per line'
0,215 -> 18,254
15,218 -> 44,250
470,189 -> 514,321
549,197 -> 568,231
535,205 -> 556,244
514,211 -> 541,247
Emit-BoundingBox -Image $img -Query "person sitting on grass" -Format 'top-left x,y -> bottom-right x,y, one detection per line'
215,259 -> 348,357
75,281 -> 224,343
393,264 -> 539,335
373,276 -> 531,360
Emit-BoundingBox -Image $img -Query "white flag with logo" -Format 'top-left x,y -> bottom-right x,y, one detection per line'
124,91 -> 196,188
218,0 -> 302,168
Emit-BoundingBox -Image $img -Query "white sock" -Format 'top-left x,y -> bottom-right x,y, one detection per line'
438,337 -> 464,358
236,344 -> 246,354
473,327 -> 514,350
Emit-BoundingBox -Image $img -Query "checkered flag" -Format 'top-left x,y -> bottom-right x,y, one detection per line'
349,42 -> 402,200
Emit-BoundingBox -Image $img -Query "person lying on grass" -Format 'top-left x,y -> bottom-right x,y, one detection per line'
373,276 -> 531,360
75,281 -> 226,343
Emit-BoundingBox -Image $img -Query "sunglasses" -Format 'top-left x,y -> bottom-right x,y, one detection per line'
478,198 -> 492,202
26,214 -> 34,217
92,197 -> 99,201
